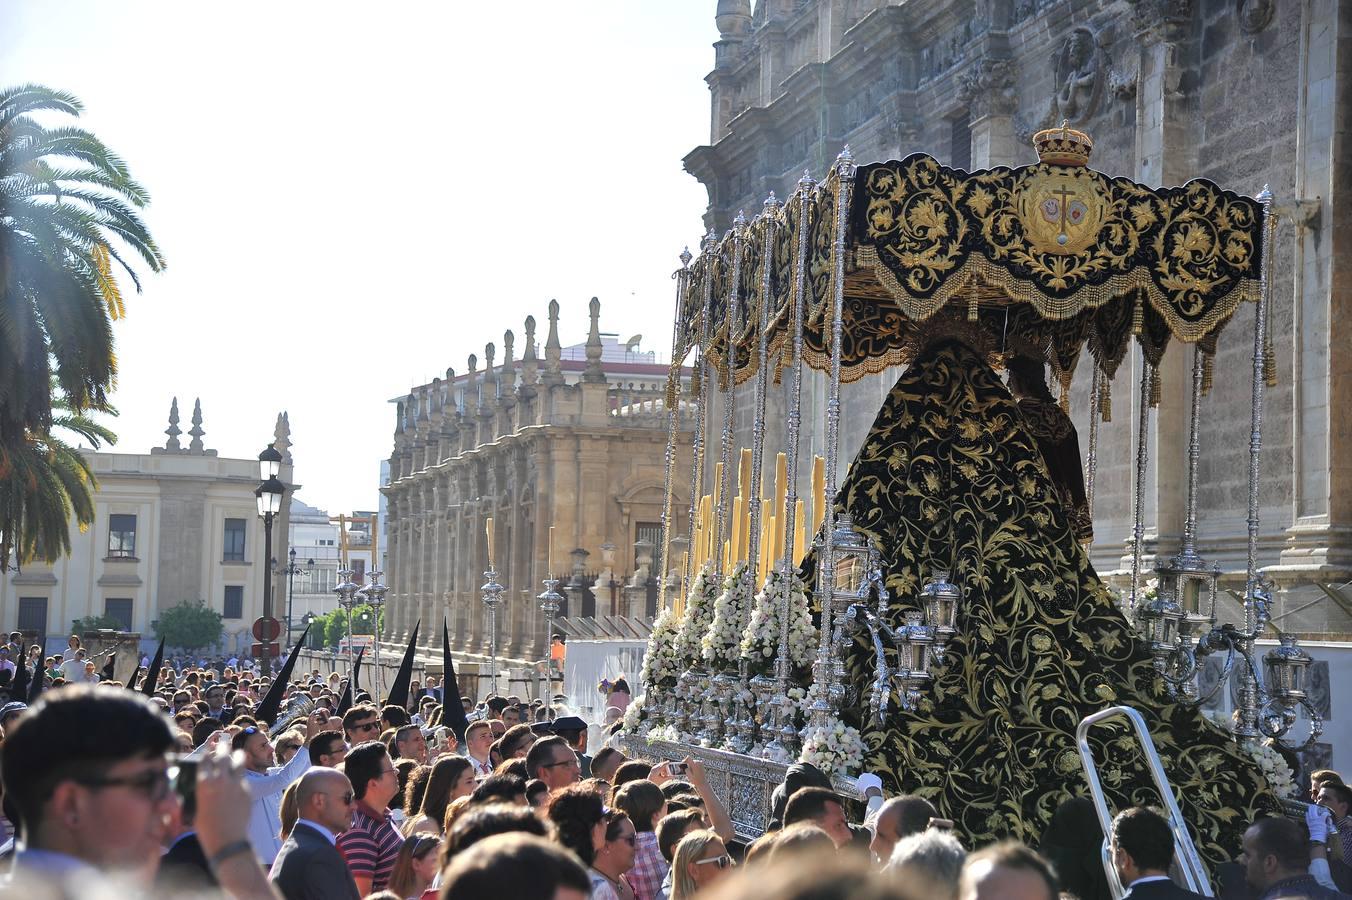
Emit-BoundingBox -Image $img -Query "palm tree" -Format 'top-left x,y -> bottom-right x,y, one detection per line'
0,83 -> 165,437
0,399 -> 116,570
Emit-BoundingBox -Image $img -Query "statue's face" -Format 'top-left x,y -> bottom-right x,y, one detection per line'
1069,32 -> 1092,66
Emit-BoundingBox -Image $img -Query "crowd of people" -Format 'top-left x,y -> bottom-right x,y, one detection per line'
0,641 -> 1347,900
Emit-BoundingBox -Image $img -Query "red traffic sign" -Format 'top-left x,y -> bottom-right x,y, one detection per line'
252,616 -> 282,642
251,641 -> 280,658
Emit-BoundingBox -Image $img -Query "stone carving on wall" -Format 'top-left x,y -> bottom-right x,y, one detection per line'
1236,0 -> 1275,34
959,55 -> 1018,120
1053,27 -> 1104,124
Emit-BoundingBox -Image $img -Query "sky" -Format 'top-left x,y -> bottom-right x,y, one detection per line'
0,2 -> 717,513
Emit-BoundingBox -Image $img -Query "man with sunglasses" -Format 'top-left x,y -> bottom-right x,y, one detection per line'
235,710 -> 325,866
342,703 -> 382,746
1,685 -> 179,891
336,740 -> 405,895
269,767 -> 360,900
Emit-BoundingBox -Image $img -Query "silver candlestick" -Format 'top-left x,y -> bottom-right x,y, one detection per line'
481,565 -> 505,697
537,577 -> 564,698
357,571 -> 388,700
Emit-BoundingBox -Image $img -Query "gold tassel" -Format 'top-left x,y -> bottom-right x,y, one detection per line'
1132,292 -> 1144,335
1099,376 -> 1112,422
1200,352 -> 1214,396
1148,366 -> 1162,408
968,294 -> 979,322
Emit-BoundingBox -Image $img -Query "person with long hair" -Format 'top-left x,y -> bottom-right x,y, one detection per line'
546,783 -> 608,867
386,832 -> 441,900
405,755 -> 475,835
591,812 -> 638,900
278,778 -> 301,844
671,829 -> 731,899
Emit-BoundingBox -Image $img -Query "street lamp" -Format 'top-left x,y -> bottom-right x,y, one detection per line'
255,445 -> 286,676
301,611 -> 316,650
281,549 -> 313,644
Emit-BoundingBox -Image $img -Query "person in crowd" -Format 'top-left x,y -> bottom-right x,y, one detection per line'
526,778 -> 550,810
527,735 -> 584,792
767,762 -> 834,832
392,724 -> 428,766
401,764 -> 433,831
0,687 -> 177,891
440,832 -> 591,900
1109,806 -> 1204,899
884,829 -> 965,900
548,782 -> 609,870
1242,815 -> 1347,899
56,647 -> 87,683
551,715 -> 592,777
614,759 -> 655,788
385,832 -> 441,900
593,746 -> 627,784
671,828 -> 732,900
442,803 -> 551,869
655,809 -> 706,900
464,719 -> 495,777
279,779 -> 302,844
614,779 -> 667,900
501,704 -> 523,728
269,766 -> 360,900
770,825 -> 836,863
203,684 -> 230,722
274,730 -> 305,766
782,787 -> 853,849
382,704 -> 412,731
336,739 -> 406,895
593,810 -> 638,900
391,757 -> 420,821
497,756 -> 529,780
1317,781 -> 1352,864
1311,770 -> 1344,802
471,773 -> 528,807
308,729 -> 348,768
1039,796 -> 1111,900
958,841 -> 1059,900
343,703 -> 383,746
157,758 -> 216,893
500,722 -> 538,760
234,711 -> 322,865
405,755 -> 475,835
870,795 -> 938,864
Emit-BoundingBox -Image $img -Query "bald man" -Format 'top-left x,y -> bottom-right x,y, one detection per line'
269,768 -> 361,900
871,795 -> 938,864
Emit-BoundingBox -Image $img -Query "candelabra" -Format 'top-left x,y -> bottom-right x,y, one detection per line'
537,576 -> 564,696
481,565 -> 505,697
333,569 -> 362,689
357,570 -> 388,699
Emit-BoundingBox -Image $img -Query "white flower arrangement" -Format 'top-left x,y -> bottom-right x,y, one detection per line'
621,695 -> 647,736
673,562 -> 720,669
640,605 -> 685,689
702,561 -> 754,667
798,721 -> 866,778
1141,577 -> 1160,602
646,723 -> 682,745
1248,740 -> 1298,800
740,570 -> 815,672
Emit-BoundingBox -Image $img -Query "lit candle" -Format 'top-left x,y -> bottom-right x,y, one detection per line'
811,456 -> 826,535
547,525 -> 555,576
485,517 -> 494,565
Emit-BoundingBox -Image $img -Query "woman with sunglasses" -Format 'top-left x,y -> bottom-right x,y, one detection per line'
670,829 -> 731,899
592,811 -> 638,900
386,832 -> 442,900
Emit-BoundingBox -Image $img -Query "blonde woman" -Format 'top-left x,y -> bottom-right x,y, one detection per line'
671,829 -> 731,899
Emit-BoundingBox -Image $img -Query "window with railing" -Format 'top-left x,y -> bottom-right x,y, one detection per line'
107,514 -> 137,559
223,518 -> 246,562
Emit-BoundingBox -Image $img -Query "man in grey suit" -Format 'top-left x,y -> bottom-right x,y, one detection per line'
1111,807 -> 1205,899
269,768 -> 360,900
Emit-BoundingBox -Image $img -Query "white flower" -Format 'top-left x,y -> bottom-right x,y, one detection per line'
674,562 -> 721,669
703,561 -> 754,666
621,696 -> 646,736
798,723 -> 866,778
739,570 -> 816,670
640,605 -> 685,689
1246,742 -> 1298,800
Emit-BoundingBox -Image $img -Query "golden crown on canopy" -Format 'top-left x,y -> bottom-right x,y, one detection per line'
1033,120 -> 1094,166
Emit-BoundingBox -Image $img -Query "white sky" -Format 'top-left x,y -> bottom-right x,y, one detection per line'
0,2 -> 717,513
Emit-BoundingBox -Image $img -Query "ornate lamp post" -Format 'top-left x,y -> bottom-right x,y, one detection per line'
333,569 -> 362,687
357,571 -> 388,699
255,446 -> 286,676
281,549 -> 313,644
482,517 -> 505,697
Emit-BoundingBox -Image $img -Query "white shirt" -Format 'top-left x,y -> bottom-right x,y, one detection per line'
467,753 -> 493,776
58,658 -> 86,681
1126,875 -> 1174,888
244,743 -> 312,864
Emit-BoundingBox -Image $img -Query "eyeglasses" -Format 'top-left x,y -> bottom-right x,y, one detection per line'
328,791 -> 355,805
351,721 -> 379,734
541,757 -> 580,770
74,767 -> 172,803
612,833 -> 637,847
694,854 -> 732,869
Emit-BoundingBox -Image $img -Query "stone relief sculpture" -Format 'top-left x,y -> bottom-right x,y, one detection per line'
1053,27 -> 1103,124
1236,0 -> 1275,34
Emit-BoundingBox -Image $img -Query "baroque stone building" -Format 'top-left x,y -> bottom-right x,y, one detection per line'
686,0 -> 1351,624
381,298 -> 694,669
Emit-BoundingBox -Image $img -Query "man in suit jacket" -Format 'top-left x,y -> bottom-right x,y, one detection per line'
1111,807 -> 1205,899
268,767 -> 360,900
